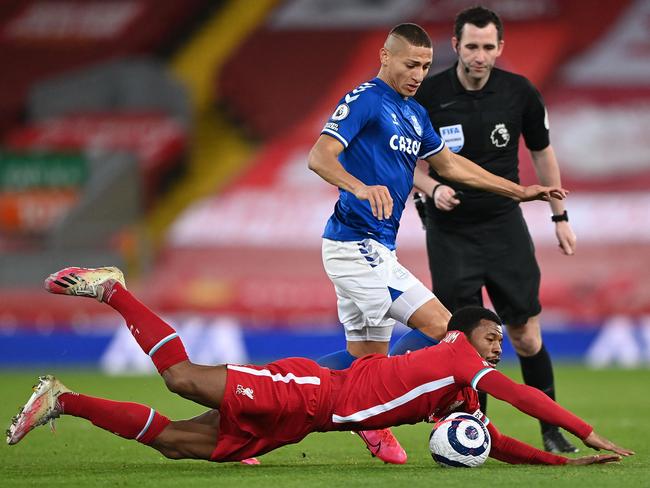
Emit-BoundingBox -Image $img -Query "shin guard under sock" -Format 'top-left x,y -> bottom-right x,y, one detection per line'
104,283 -> 188,373
58,392 -> 170,445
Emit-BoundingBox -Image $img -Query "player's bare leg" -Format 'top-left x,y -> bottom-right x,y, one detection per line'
44,267 -> 228,409
506,314 -> 542,356
507,314 -> 578,453
150,416 -> 219,460
176,409 -> 260,466
153,410 -> 259,464
346,339 -> 388,357
44,266 -> 260,464
388,296 -> 451,355
6,374 -> 220,461
406,297 -> 451,341
161,362 -> 227,409
6,375 -> 172,449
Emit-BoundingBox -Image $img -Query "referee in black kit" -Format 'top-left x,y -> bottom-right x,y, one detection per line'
409,6 -> 578,453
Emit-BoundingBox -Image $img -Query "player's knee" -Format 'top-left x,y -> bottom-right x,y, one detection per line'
510,334 -> 541,356
407,298 -> 451,340
162,370 -> 195,397
151,435 -> 186,460
160,448 -> 184,460
417,316 -> 447,340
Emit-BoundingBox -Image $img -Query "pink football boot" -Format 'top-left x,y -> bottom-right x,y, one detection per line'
357,428 -> 407,464
44,266 -> 125,302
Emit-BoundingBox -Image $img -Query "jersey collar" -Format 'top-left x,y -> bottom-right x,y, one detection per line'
372,77 -> 410,103
449,63 -> 498,95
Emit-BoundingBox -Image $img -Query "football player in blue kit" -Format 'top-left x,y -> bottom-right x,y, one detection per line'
307,23 -> 567,464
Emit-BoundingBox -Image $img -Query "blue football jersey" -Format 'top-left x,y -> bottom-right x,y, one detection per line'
320,77 -> 444,250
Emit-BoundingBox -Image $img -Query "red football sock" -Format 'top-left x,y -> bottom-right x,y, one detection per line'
58,392 -> 170,445
104,283 -> 188,373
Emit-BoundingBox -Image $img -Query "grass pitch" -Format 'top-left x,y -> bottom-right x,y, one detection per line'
1,366 -> 648,487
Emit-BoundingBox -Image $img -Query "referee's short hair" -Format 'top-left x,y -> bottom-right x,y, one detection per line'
447,306 -> 502,336
389,23 -> 432,48
454,6 -> 504,41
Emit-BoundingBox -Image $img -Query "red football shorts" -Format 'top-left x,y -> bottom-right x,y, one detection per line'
210,357 -> 332,462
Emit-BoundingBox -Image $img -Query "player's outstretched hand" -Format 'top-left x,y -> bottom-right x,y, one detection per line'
355,185 -> 393,220
519,185 -> 568,202
566,454 -> 622,465
582,431 -> 635,457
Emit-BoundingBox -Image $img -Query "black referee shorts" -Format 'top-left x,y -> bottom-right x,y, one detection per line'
426,207 -> 541,326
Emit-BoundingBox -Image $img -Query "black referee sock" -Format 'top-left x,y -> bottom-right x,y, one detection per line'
517,344 -> 557,434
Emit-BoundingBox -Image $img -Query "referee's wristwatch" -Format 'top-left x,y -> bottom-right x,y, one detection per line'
551,210 -> 569,222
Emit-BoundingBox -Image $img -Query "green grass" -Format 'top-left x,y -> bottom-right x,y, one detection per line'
1,366 -> 649,487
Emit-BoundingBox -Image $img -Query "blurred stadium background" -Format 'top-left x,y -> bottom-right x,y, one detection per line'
0,0 -> 649,373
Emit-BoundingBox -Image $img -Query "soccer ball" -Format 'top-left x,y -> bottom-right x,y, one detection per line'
429,412 -> 491,468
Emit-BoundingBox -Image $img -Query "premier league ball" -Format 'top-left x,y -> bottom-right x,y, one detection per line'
429,412 -> 491,468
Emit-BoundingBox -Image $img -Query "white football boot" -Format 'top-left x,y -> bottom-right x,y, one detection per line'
44,266 -> 126,302
6,375 -> 71,445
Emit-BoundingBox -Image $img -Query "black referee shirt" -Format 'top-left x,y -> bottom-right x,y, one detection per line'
414,64 -> 550,225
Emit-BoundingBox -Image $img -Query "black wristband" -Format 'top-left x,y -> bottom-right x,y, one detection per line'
431,183 -> 443,199
551,210 -> 569,223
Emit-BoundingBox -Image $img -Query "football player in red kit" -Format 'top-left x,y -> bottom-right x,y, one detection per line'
7,267 -> 633,466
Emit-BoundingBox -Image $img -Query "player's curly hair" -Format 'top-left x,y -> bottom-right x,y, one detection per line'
389,23 -> 432,48
447,306 -> 502,336
454,6 -> 504,41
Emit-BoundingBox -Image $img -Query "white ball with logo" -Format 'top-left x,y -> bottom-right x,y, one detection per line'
429,412 -> 491,468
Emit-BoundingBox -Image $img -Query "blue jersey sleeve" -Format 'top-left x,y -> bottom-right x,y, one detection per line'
321,82 -> 378,148
418,113 -> 445,159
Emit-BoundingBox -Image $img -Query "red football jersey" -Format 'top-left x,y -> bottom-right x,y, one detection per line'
211,332 -> 590,463
320,331 -> 494,432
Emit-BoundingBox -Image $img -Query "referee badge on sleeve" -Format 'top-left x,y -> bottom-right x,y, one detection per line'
439,124 -> 464,153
